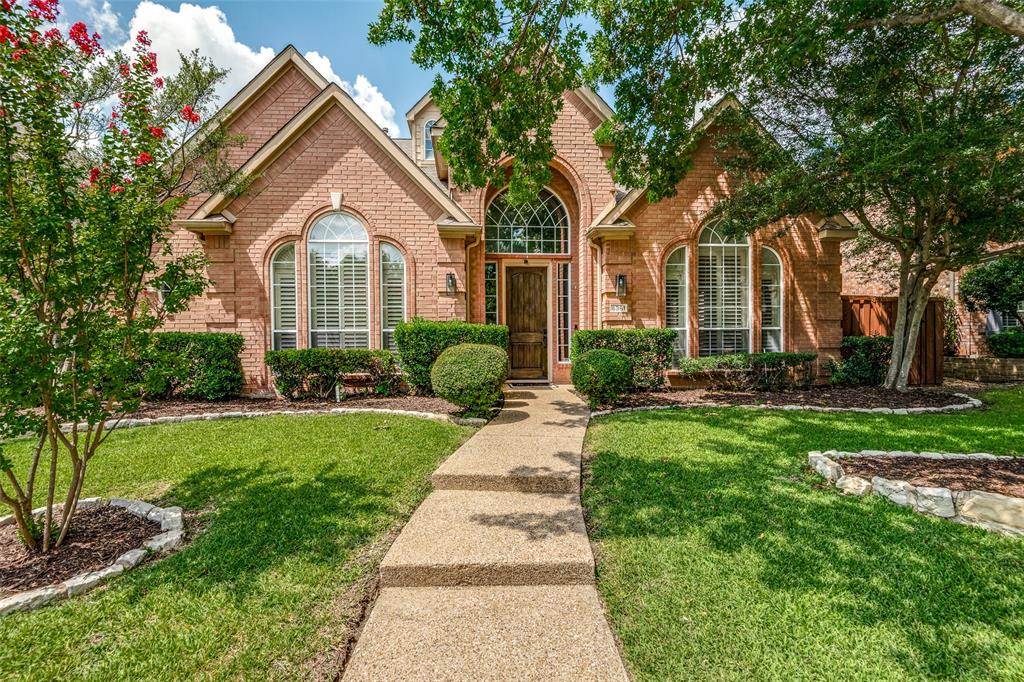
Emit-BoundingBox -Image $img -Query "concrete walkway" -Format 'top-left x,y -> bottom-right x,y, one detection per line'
343,386 -> 628,681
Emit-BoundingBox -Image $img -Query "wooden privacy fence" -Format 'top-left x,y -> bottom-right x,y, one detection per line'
841,296 -> 945,385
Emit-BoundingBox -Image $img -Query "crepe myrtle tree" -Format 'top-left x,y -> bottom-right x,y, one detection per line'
0,0 -> 242,551
959,255 -> 1024,326
371,0 -> 1024,390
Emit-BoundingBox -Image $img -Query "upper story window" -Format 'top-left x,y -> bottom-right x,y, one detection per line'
485,188 -> 569,255
698,225 -> 750,355
424,119 -> 436,160
308,212 -> 369,348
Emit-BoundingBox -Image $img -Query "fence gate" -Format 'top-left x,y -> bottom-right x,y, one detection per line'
841,296 -> 945,386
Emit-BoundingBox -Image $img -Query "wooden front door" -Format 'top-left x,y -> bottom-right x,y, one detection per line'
506,267 -> 548,380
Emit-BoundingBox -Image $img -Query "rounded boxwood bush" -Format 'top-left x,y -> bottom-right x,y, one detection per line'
571,349 -> 633,408
430,343 -> 509,417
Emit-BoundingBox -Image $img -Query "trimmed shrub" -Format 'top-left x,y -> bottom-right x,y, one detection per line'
829,336 -> 893,386
571,349 -> 634,408
395,319 -> 509,393
142,332 -> 244,401
430,344 -> 509,416
987,330 -> 1024,358
676,352 -> 817,390
570,328 -> 676,390
265,348 -> 401,400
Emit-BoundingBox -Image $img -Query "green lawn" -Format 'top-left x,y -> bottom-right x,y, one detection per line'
584,387 -> 1024,682
0,413 -> 472,681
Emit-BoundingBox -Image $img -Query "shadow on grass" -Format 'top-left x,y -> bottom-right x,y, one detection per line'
112,460 -> 394,605
586,405 -> 1024,679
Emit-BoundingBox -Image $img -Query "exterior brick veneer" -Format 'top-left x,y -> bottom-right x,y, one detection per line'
163,49 -> 851,392
946,357 -> 1024,383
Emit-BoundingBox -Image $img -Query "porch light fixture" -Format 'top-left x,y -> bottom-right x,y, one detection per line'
446,272 -> 457,296
615,273 -> 628,297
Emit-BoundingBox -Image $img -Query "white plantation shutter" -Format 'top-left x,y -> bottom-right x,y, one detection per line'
664,247 -> 688,359
271,243 -> 297,350
308,213 -> 369,348
760,247 -> 783,352
380,243 -> 406,351
698,226 -> 750,355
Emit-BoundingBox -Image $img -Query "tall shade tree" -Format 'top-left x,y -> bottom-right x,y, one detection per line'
959,256 -> 1024,326
372,0 -> 1024,390
0,0 -> 240,551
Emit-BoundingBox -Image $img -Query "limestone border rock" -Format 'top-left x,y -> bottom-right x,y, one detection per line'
807,450 -> 1024,537
591,392 -> 982,417
0,498 -> 186,617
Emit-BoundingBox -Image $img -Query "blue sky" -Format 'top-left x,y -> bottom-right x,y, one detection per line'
59,1 -> 613,138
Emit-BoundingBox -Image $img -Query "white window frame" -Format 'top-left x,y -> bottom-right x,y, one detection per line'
484,260 -> 499,325
379,242 -> 407,352
307,212 -> 370,349
664,246 -> 689,360
697,225 -> 751,356
556,261 -> 572,363
424,119 -> 436,160
270,242 -> 298,350
760,246 -> 783,352
484,186 -> 571,256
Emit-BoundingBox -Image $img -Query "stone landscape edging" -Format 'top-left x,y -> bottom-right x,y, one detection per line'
0,498 -> 184,617
808,450 -> 1024,538
590,392 -> 982,418
53,406 -> 486,434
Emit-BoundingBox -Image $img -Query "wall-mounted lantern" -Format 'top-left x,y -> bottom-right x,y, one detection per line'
446,272 -> 458,296
615,273 -> 628,297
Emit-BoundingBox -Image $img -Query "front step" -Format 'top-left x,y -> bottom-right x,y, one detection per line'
379,490 -> 593,587
343,585 -> 629,681
432,433 -> 583,493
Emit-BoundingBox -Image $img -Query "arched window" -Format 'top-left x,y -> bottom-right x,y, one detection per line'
270,243 -> 298,350
698,225 -> 750,355
424,119 -> 436,160
761,247 -> 783,352
665,247 -> 689,359
485,188 -> 569,255
308,212 -> 369,348
380,243 -> 406,351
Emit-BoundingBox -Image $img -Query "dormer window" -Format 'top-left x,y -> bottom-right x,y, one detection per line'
424,119 -> 436,160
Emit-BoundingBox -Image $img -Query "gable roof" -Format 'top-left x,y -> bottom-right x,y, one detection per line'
589,95 -> 742,230
405,86 -> 614,128
183,45 -> 328,157
189,83 -> 475,224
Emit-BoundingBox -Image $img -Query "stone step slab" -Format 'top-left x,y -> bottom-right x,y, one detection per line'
342,585 -> 628,681
432,434 -> 583,493
379,489 -> 593,587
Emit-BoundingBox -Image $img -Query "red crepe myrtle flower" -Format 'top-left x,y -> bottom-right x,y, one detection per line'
44,28 -> 60,41
11,49 -> 28,61
141,51 -> 157,74
111,110 -> 118,119
28,0 -> 59,22
148,126 -> 164,138
109,184 -> 124,194
0,25 -> 15,45
118,62 -> 130,77
29,31 -> 41,45
79,182 -> 90,189
180,105 -> 200,124
135,30 -> 150,46
153,76 -> 164,89
72,101 -> 81,109
134,151 -> 153,166
120,129 -> 128,136
69,22 -> 101,56
1,0 -> 14,12
88,167 -> 101,184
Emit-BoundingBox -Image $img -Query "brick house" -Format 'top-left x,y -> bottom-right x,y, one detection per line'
167,46 -> 856,393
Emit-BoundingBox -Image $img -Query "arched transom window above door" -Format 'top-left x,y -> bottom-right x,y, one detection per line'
485,188 -> 569,255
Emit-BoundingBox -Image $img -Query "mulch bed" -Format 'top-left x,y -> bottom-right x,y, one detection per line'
125,394 -> 461,420
840,457 -> 1024,499
615,386 -> 972,410
0,506 -> 159,594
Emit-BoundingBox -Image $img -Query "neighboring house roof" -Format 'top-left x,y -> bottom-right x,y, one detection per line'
189,83 -> 475,225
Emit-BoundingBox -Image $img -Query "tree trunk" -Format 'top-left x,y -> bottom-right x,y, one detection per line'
884,271 -> 938,392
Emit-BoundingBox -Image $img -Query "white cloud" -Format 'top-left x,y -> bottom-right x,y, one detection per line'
85,1 -> 399,135
304,51 -> 400,135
